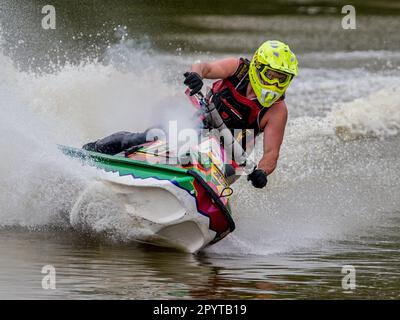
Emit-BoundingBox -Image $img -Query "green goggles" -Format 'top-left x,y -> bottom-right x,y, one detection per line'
256,65 -> 292,88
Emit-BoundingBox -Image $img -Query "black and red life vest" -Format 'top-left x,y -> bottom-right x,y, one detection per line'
209,58 -> 285,137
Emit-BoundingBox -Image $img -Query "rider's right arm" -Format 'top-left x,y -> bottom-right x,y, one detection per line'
190,58 -> 240,79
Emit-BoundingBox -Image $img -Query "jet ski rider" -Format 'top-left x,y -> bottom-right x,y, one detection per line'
183,40 -> 298,189
83,40 -> 298,189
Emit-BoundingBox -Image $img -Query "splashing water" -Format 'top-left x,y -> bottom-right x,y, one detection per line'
209,85 -> 400,255
1,27 -> 400,255
0,31 -> 203,236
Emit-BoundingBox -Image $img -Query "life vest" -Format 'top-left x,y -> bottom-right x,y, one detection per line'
209,58 -> 284,137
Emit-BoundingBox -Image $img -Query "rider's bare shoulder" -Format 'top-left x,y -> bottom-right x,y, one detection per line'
259,100 -> 288,131
208,58 -> 240,78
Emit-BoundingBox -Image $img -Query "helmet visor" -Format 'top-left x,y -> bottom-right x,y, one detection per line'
256,65 -> 292,88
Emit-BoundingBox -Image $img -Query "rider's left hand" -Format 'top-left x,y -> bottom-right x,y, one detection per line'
247,169 -> 268,189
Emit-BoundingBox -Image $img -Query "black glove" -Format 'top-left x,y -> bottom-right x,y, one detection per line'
183,72 -> 203,96
247,169 -> 268,189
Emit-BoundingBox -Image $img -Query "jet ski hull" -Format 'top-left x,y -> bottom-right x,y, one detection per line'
60,143 -> 235,253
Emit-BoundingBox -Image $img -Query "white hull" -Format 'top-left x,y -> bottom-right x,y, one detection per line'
70,171 -> 217,253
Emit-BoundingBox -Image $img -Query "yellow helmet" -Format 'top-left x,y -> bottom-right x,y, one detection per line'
249,40 -> 298,108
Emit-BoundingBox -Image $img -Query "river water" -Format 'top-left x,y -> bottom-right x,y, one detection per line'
0,0 -> 399,299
